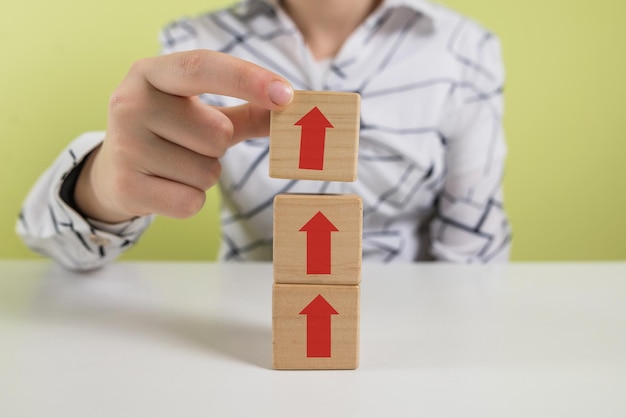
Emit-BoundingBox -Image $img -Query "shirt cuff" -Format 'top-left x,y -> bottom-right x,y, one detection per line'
50,136 -> 154,269
17,132 -> 154,271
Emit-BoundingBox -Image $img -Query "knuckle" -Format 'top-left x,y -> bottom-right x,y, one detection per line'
176,50 -> 206,79
109,58 -> 153,116
197,159 -> 222,191
198,109 -> 234,157
234,63 -> 255,93
108,85 -> 145,118
210,118 -> 234,156
209,158 -> 222,180
176,189 -> 206,219
107,89 -> 132,114
127,58 -> 148,78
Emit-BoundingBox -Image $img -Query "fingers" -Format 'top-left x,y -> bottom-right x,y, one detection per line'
133,92 -> 236,158
111,57 -> 279,156
137,134 -> 223,192
85,50 -> 290,223
136,50 -> 293,109
220,103 -> 272,144
86,139 -> 219,221
128,175 -> 208,219
112,92 -> 271,158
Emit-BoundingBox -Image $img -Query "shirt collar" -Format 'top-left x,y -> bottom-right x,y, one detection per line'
252,0 -> 439,23
378,0 -> 439,21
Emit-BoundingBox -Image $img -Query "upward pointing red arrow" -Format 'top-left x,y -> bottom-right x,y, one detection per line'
299,211 -> 338,274
299,294 -> 338,358
295,107 -> 333,171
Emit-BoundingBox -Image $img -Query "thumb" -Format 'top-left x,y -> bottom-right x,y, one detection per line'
220,103 -> 273,144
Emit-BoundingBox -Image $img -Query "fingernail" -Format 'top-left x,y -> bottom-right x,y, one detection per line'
268,80 -> 293,106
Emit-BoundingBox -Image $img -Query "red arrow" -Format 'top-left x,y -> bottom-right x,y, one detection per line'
299,294 -> 339,358
299,211 -> 338,274
295,106 -> 333,170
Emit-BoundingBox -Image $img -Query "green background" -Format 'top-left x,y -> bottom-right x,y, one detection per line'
2,0 -> 625,261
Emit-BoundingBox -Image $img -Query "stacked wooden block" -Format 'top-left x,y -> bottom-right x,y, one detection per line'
270,91 -> 362,370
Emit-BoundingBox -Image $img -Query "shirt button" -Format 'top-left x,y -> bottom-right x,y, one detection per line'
89,234 -> 111,246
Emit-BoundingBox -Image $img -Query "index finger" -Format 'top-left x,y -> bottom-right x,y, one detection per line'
136,50 -> 293,109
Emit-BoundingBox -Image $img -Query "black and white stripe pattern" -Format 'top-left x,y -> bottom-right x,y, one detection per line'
161,0 -> 511,263
16,133 -> 152,270
16,0 -> 511,269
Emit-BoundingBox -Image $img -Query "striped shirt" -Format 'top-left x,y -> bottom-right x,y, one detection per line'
16,0 -> 511,270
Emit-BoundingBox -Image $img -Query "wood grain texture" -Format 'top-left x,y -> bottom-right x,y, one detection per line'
273,193 -> 362,285
272,283 -> 360,370
269,90 -> 360,182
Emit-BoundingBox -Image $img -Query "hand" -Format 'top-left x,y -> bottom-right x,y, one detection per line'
74,50 -> 293,223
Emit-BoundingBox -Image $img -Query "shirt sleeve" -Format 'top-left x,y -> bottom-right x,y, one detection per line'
14,20 -> 202,271
431,31 -> 512,263
15,132 -> 154,271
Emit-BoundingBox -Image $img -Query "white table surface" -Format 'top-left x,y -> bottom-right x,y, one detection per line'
1,261 -> 625,418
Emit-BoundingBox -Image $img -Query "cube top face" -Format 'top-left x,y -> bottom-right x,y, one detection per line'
273,194 -> 362,285
273,283 -> 359,370
269,91 -> 360,182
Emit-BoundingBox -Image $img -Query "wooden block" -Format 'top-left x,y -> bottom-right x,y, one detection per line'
273,194 -> 362,285
272,283 -> 359,370
270,90 -> 360,182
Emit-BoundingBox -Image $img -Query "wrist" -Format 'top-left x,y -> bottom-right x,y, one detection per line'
74,146 -> 135,223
